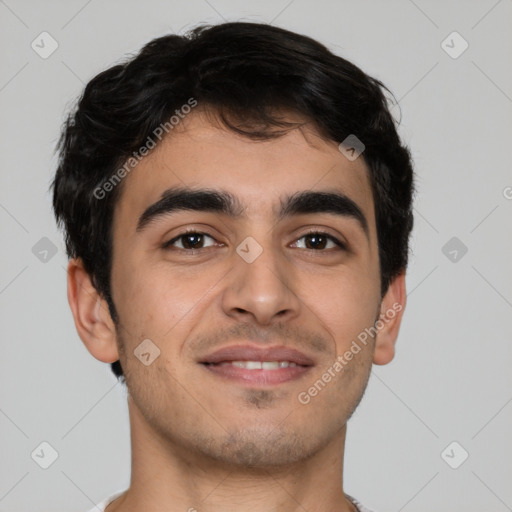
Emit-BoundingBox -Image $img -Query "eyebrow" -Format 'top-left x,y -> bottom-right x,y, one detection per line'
136,186 -> 369,239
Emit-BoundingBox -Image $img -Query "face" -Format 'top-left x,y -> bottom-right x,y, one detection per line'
107,110 -> 390,468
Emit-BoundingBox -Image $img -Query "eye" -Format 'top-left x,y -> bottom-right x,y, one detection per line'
162,231 -> 218,251
292,232 -> 346,251
162,230 -> 346,253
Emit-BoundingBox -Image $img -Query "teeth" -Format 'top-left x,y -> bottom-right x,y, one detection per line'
241,361 -> 262,370
225,361 -> 298,370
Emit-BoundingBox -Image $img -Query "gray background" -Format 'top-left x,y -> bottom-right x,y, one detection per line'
1,0 -> 511,511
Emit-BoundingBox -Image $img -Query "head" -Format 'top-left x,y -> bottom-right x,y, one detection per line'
52,22 -> 414,468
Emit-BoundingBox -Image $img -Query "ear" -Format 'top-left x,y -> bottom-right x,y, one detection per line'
373,270 -> 407,365
66,258 -> 119,363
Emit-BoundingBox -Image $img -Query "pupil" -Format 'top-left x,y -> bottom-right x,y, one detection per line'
185,234 -> 202,248
307,234 -> 326,249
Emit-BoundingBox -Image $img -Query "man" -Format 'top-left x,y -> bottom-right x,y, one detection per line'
52,21 -> 414,512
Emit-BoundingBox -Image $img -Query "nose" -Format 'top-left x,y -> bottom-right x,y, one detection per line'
221,237 -> 301,326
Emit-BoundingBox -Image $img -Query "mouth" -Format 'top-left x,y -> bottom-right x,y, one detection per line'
199,345 -> 315,386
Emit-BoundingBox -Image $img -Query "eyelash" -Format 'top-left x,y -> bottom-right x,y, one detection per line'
162,228 -> 347,253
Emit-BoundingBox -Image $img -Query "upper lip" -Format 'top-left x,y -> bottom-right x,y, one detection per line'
200,345 -> 315,366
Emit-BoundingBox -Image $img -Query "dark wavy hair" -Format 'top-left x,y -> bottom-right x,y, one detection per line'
51,21 -> 415,382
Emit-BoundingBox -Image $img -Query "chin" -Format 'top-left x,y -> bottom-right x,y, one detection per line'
191,425 -> 320,469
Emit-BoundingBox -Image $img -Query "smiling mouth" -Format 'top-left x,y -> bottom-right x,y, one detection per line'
199,344 -> 315,385
201,360 -> 312,386
204,360 -> 304,369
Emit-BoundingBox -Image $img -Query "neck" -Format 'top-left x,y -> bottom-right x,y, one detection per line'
107,395 -> 357,512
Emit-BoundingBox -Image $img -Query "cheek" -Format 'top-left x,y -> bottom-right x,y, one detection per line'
112,259 -> 221,340
301,268 -> 379,352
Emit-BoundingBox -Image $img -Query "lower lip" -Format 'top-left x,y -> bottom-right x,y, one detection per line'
202,363 -> 312,386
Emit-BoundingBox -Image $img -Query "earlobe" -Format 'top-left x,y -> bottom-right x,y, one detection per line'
66,258 -> 119,364
373,271 -> 407,365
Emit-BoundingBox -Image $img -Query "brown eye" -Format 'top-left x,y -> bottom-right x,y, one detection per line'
292,232 -> 345,251
163,232 -> 216,250
304,233 -> 328,250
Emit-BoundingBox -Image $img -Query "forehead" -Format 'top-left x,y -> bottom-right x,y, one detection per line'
113,110 -> 376,234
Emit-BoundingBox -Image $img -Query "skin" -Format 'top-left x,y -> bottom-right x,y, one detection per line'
67,109 -> 406,512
